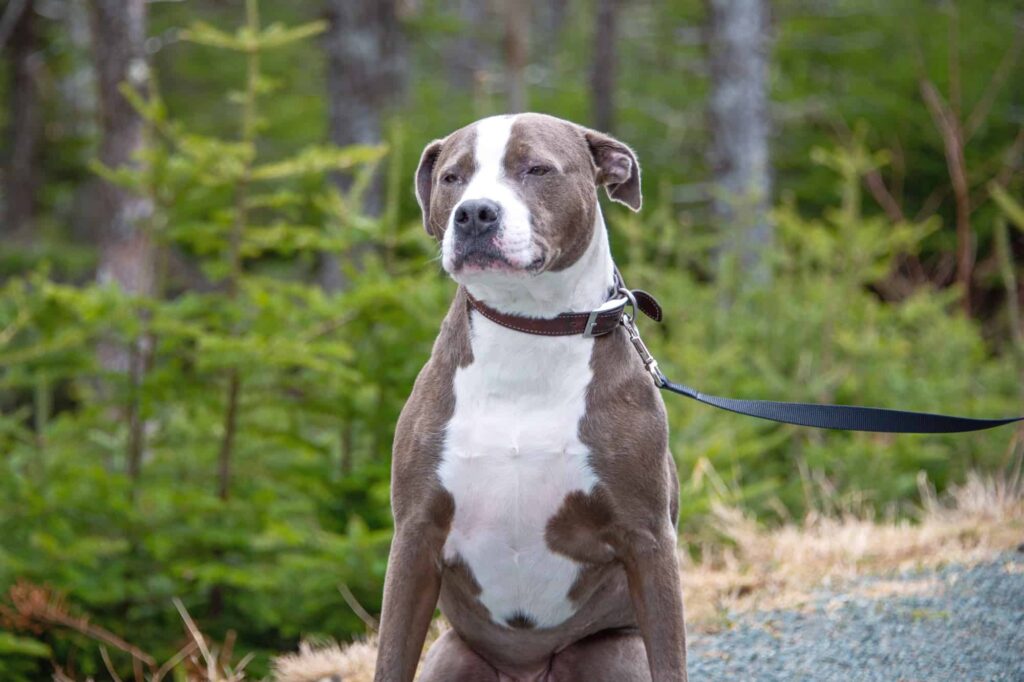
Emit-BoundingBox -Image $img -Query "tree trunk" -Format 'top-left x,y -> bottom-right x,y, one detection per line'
706,0 -> 773,284
3,0 -> 41,237
320,0 -> 405,292
89,0 -> 154,491
89,0 -> 154,303
537,0 -> 570,51
591,0 -> 620,132
441,0 -> 491,96
61,0 -> 99,244
502,0 -> 528,113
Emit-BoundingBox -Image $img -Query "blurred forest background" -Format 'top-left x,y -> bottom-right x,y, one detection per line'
0,0 -> 1022,678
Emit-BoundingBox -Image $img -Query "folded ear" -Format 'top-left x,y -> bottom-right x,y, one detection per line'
584,130 -> 642,211
415,138 -> 445,235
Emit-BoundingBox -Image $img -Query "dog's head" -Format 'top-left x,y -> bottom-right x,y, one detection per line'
414,113 -> 641,285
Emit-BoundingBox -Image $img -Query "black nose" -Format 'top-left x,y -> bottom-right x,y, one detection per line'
453,199 -> 501,238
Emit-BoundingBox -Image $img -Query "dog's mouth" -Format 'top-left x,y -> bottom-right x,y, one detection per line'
451,242 -> 547,275
454,247 -> 511,271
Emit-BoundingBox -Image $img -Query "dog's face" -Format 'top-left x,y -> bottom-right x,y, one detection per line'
415,113 -> 641,285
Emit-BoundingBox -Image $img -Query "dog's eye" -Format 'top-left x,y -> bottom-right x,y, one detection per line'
527,165 -> 552,177
441,172 -> 460,184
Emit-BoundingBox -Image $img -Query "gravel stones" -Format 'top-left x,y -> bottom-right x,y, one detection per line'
687,553 -> 1024,681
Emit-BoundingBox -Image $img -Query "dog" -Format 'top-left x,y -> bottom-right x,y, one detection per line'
374,113 -> 686,681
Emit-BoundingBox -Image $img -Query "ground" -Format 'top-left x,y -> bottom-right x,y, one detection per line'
688,551 -> 1024,681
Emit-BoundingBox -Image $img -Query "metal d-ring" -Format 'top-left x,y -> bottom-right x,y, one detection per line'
619,287 -> 664,387
618,286 -> 638,324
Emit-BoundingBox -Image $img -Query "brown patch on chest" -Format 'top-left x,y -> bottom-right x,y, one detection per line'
438,552 -> 507,634
505,611 -> 537,630
545,486 -> 627,608
443,552 -> 482,597
545,487 -> 617,565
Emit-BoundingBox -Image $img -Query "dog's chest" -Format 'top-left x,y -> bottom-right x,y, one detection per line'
438,319 -> 597,629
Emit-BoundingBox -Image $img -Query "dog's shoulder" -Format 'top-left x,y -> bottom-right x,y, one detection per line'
579,327 -> 674,526
389,289 -> 472,525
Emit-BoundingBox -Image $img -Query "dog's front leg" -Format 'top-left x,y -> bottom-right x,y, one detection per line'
622,523 -> 688,682
373,518 -> 446,682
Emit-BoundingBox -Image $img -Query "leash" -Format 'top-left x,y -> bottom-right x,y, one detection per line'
616,288 -> 1022,434
465,277 -> 1023,434
656,379 -> 1020,433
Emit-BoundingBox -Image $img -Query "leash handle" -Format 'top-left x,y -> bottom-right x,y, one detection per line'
658,376 -> 1022,434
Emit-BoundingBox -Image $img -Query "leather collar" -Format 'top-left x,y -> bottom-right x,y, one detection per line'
465,270 -> 662,338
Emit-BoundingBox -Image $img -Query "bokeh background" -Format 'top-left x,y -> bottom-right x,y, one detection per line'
0,0 -> 1022,678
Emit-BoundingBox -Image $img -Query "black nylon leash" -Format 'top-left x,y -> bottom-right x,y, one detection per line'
614,286 -> 1022,435
657,377 -> 1021,433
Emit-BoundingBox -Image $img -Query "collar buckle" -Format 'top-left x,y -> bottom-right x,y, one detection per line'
583,294 -> 630,338
582,309 -> 602,338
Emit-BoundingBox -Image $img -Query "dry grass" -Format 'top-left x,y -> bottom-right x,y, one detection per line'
272,639 -> 378,682
273,623 -> 449,682
680,467 -> 1024,632
3,587 -> 252,682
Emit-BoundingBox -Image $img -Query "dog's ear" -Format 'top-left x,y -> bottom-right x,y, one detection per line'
415,138 -> 445,236
584,130 -> 642,212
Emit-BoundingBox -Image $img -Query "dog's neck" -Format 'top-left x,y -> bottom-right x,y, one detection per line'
460,207 -> 615,318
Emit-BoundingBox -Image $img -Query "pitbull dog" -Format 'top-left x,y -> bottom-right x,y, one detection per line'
374,113 -> 686,681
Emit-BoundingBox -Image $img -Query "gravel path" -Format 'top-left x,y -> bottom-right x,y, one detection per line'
687,551 -> 1024,681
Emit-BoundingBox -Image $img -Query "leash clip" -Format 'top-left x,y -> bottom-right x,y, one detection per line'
619,288 -> 665,387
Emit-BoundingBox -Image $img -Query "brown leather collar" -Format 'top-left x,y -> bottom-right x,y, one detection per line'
465,271 -> 662,338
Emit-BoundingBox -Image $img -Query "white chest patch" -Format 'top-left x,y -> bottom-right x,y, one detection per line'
438,314 -> 597,629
